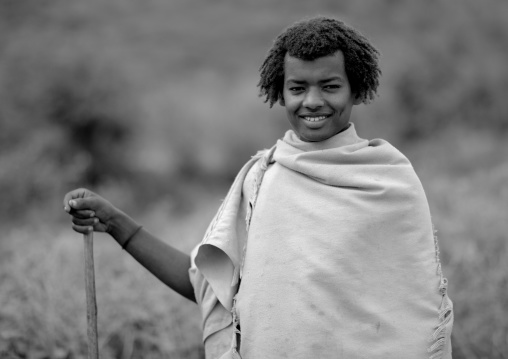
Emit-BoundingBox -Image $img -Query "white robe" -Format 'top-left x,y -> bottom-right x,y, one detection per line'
189,124 -> 453,359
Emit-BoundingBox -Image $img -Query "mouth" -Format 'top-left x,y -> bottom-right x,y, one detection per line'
302,116 -> 328,122
300,114 -> 331,123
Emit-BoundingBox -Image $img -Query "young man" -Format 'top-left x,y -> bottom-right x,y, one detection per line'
64,17 -> 453,359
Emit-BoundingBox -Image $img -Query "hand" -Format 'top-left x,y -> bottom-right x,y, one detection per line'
63,188 -> 117,234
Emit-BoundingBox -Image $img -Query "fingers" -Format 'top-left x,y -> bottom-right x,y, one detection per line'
71,217 -> 107,234
70,209 -> 95,219
66,197 -> 100,213
63,188 -> 95,212
72,216 -> 98,227
72,215 -> 97,235
67,198 -> 90,211
72,224 -> 95,234
63,188 -> 112,235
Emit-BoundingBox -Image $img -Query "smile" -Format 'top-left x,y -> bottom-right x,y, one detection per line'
302,115 -> 329,122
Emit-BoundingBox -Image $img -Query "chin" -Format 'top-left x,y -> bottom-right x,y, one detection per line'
299,132 -> 329,142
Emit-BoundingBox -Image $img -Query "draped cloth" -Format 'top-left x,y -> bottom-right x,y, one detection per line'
189,124 -> 453,359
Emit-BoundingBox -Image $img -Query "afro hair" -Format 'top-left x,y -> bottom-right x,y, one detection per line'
258,16 -> 381,107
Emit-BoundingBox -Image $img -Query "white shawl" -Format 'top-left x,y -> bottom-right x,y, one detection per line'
190,124 -> 453,359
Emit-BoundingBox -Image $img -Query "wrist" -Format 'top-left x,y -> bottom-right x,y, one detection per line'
107,208 -> 141,246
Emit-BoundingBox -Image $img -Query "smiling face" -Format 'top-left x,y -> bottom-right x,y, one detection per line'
282,51 -> 361,142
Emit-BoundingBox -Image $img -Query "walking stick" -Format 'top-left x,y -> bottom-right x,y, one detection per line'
83,231 -> 99,359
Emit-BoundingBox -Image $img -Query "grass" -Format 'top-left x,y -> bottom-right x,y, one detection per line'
1,1 -> 508,358
1,128 -> 507,359
0,198 -> 221,359
404,127 -> 508,359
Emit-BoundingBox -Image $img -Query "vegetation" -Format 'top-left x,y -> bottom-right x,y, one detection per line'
1,0 -> 507,358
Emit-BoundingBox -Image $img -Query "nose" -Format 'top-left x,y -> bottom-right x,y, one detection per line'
302,87 -> 324,110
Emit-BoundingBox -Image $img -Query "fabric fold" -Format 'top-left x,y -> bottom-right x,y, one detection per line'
193,147 -> 274,311
191,123 -> 452,359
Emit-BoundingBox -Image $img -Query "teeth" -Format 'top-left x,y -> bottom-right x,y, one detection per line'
304,116 -> 327,122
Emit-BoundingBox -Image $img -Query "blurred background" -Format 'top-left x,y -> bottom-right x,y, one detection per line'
1,0 -> 507,358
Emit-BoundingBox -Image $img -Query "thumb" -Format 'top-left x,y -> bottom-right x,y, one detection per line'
68,197 -> 100,211
63,188 -> 96,212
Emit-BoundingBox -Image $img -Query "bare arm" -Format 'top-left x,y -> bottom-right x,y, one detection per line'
64,188 -> 196,302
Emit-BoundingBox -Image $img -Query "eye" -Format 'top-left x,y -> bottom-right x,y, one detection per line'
288,86 -> 305,93
323,84 -> 341,91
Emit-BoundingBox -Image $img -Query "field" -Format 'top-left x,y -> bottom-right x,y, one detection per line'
1,1 -> 507,358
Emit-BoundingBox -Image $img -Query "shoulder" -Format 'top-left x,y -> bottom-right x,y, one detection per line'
366,138 -> 413,166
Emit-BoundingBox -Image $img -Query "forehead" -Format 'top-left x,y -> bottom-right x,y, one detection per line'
284,51 -> 347,81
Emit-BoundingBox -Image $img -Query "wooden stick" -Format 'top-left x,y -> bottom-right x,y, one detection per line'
83,231 -> 99,359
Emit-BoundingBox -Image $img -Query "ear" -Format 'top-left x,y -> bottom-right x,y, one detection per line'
278,95 -> 285,107
353,94 -> 362,105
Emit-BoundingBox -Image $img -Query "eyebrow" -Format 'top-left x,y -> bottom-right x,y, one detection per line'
285,76 -> 345,84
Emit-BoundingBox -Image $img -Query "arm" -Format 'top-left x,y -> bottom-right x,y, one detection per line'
63,188 -> 196,302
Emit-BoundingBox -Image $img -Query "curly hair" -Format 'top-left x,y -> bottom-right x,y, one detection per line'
258,16 -> 381,107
